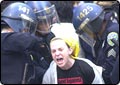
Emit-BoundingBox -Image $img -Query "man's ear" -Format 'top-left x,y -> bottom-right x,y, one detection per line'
68,47 -> 73,55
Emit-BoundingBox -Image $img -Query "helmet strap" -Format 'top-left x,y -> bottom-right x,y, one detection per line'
98,19 -> 107,37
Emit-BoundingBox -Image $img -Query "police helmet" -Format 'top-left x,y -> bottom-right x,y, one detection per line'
73,3 -> 105,35
25,1 -> 60,34
1,2 -> 37,34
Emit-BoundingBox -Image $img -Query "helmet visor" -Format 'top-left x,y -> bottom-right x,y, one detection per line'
76,18 -> 96,57
21,19 -> 37,34
1,15 -> 37,34
78,18 -> 95,39
35,5 -> 60,34
20,14 -> 37,34
78,12 -> 104,36
76,29 -> 96,57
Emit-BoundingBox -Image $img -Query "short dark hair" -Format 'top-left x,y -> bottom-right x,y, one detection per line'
50,1 -> 73,23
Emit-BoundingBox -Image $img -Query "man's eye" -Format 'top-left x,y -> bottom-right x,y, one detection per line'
51,50 -> 56,53
58,48 -> 63,51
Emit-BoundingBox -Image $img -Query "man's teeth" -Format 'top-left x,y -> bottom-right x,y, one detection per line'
57,58 -> 63,61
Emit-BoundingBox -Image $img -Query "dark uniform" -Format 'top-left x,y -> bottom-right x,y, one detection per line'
95,19 -> 119,84
35,32 -> 55,65
1,32 -> 49,84
72,3 -> 119,84
79,15 -> 119,84
79,39 -> 96,63
25,1 -> 58,65
110,56 -> 119,84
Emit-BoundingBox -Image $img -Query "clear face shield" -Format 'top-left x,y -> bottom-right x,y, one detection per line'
1,14 -> 37,34
20,14 -> 37,34
35,5 -> 60,35
76,18 -> 96,57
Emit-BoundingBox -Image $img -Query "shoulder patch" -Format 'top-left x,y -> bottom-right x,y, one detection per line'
107,32 -> 118,46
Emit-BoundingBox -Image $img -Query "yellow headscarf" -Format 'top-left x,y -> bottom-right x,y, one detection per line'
50,36 -> 80,59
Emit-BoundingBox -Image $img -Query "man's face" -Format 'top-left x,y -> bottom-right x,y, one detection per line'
50,39 -> 72,69
35,21 -> 51,36
37,22 -> 51,32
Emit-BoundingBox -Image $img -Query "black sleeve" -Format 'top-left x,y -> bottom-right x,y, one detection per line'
2,33 -> 37,52
77,60 -> 95,84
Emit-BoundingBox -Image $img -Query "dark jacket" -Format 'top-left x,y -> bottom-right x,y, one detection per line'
1,32 -> 48,84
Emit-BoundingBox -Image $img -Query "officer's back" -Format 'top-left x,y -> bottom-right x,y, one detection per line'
1,2 -> 47,84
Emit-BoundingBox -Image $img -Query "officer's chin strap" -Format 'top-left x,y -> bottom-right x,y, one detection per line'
93,33 -> 101,59
98,19 -> 108,37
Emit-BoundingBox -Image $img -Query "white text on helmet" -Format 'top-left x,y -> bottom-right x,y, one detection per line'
18,5 -> 30,14
77,5 -> 93,20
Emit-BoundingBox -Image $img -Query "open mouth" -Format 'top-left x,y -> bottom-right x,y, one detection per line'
56,58 -> 64,63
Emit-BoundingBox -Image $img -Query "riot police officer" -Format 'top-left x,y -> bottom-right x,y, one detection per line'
25,1 -> 60,65
1,2 -> 47,84
72,3 -> 119,84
